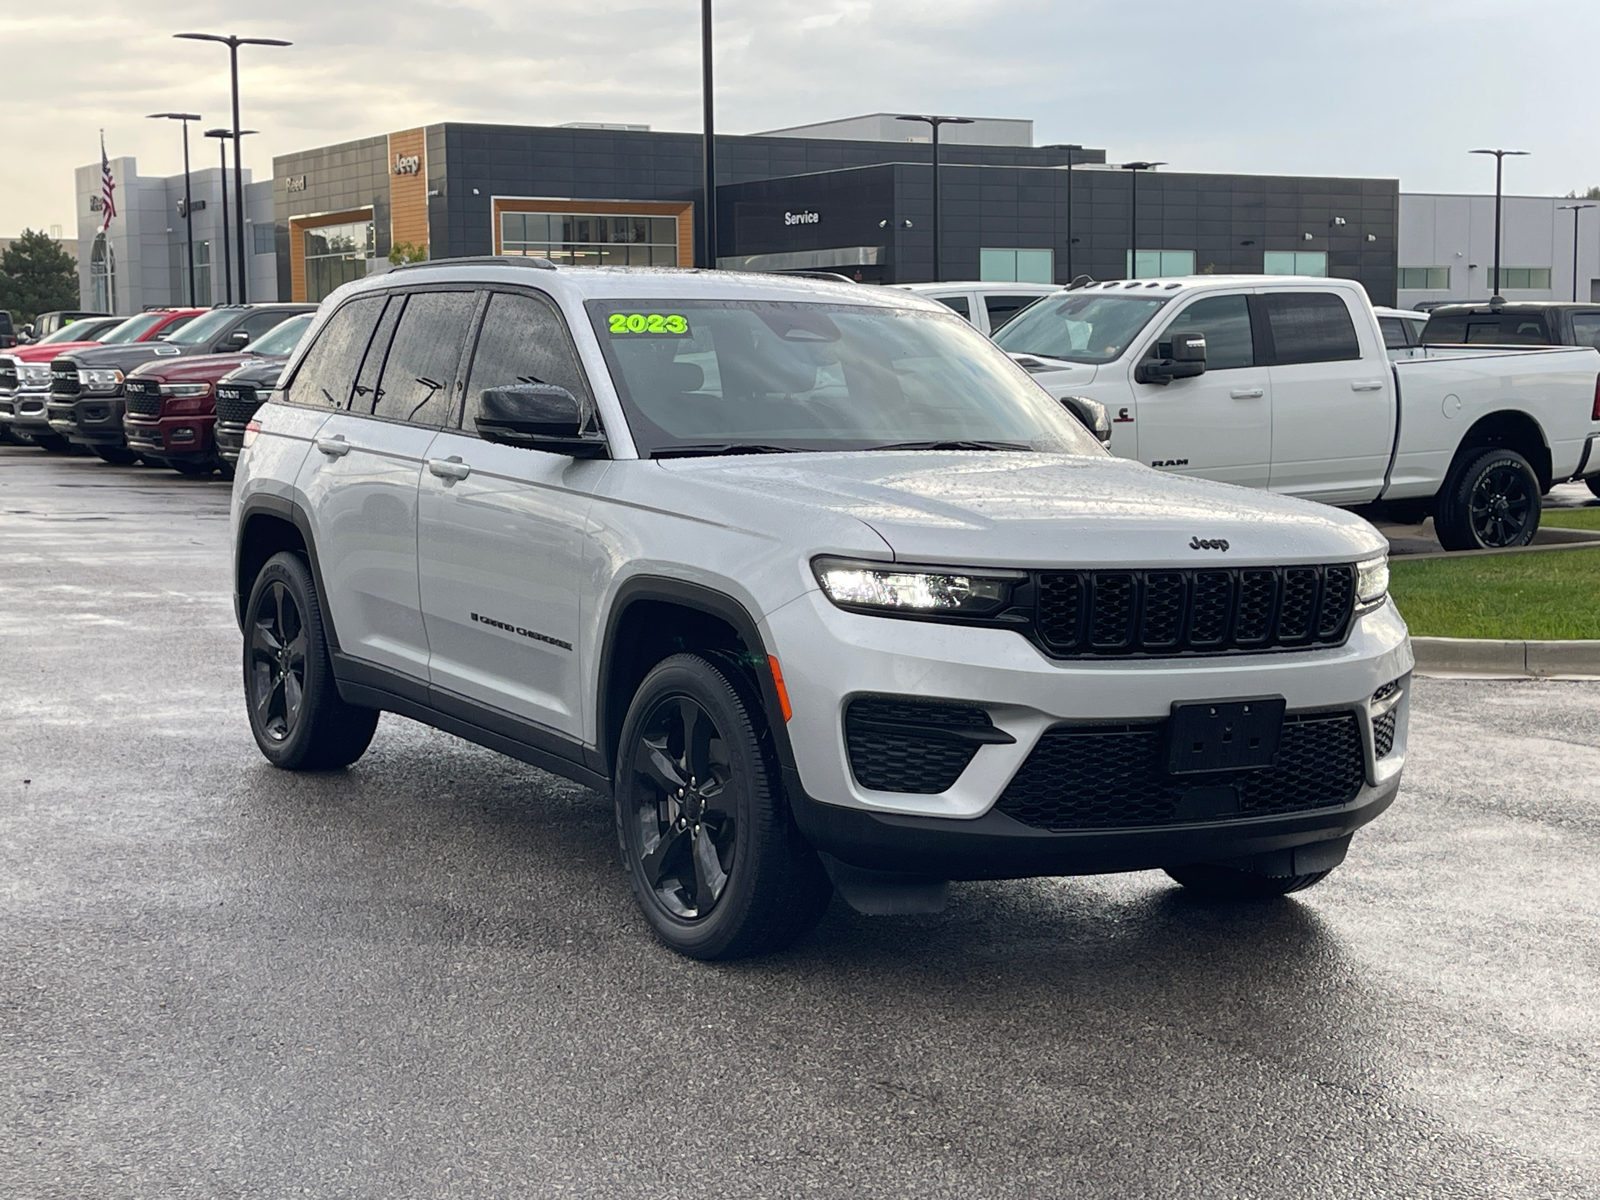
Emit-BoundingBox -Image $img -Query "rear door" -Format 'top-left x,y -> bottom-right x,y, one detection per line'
416,289 -> 607,740
1264,290 -> 1393,503
1130,291 -> 1272,487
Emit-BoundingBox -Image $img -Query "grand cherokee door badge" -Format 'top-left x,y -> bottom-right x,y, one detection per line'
470,611 -> 572,650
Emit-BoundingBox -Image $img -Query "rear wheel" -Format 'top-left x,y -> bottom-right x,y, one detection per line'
1164,863 -> 1332,899
243,551 -> 378,770
93,446 -> 140,465
170,458 -> 215,476
1435,447 -> 1541,551
614,652 -> 831,959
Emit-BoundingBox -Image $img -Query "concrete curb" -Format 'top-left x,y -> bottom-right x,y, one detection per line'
1412,636 -> 1600,680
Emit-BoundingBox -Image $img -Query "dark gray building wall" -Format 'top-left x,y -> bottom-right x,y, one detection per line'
272,135 -> 388,301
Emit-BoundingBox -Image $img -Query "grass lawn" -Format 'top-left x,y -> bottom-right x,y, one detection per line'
1389,546 -> 1600,639
1541,505 -> 1600,530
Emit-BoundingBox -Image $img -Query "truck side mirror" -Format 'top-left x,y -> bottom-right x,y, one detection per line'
1135,331 -> 1208,385
225,329 -> 252,350
477,384 -> 608,458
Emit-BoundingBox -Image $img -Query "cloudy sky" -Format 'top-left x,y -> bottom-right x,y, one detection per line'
4,0 -> 1598,236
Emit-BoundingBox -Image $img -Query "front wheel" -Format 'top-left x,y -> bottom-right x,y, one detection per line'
170,458 -> 215,476
614,652 -> 831,960
1434,447 -> 1541,551
243,551 -> 378,770
32,433 -> 73,453
1164,863 -> 1332,899
93,446 -> 140,465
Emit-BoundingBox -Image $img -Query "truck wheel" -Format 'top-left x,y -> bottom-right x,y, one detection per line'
614,651 -> 831,960
32,433 -> 73,453
243,551 -> 379,771
93,446 -> 140,465
170,459 -> 215,477
1164,863 -> 1331,899
1435,447 -> 1541,551
1587,476 -> 1600,500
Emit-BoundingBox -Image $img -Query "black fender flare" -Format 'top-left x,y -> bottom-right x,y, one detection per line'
233,493 -> 340,652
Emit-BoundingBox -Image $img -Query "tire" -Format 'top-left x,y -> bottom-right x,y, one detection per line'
170,458 -> 215,476
242,551 -> 379,770
32,433 -> 73,453
1164,862 -> 1332,899
614,651 -> 832,960
1587,476 -> 1600,501
1434,447 -> 1542,551
93,446 -> 140,465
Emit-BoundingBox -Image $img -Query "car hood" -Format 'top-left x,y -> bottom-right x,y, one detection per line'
218,354 -> 290,388
127,351 -> 260,384
60,342 -> 199,370
658,451 -> 1387,568
10,340 -> 101,362
1006,353 -> 1101,391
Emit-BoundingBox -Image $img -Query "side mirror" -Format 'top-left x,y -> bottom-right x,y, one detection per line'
477,384 -> 608,458
225,329 -> 252,350
1135,331 -> 1207,385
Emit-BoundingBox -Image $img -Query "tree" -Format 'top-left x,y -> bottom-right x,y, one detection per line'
0,228 -> 79,324
1565,187 -> 1600,199
387,240 -> 428,266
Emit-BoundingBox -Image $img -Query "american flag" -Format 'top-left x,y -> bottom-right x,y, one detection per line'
99,132 -> 116,231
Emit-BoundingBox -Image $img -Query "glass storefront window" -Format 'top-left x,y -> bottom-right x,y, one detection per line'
501,211 -> 678,266
1125,249 -> 1198,278
304,220 -> 375,302
1263,250 -> 1328,276
980,248 -> 1054,283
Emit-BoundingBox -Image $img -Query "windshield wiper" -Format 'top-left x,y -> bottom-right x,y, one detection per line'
651,443 -> 801,459
865,440 -> 1033,453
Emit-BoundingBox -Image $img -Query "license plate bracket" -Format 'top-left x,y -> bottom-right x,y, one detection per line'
1166,697 -> 1285,774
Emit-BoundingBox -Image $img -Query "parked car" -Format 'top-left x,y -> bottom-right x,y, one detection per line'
213,318 -> 313,470
994,277 -> 1600,550
48,303 -> 314,464
0,316 -> 126,443
890,281 -> 1062,336
233,260 -> 1411,960
0,310 -> 14,349
1419,299 -> 1600,349
1374,306 -> 1428,360
124,312 -> 315,477
27,310 -> 111,341
8,309 -> 204,452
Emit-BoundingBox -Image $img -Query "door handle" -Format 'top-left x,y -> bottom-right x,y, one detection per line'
314,434 -> 350,457
1229,387 -> 1264,399
427,456 -> 471,481
1351,380 -> 1385,392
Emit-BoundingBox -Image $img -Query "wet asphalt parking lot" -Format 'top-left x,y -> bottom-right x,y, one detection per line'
2,443 -> 1598,1199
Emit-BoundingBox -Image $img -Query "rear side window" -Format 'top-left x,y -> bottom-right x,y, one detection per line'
283,295 -> 386,409
234,310 -> 298,345
1159,294 -> 1255,370
983,294 -> 1038,333
933,295 -> 970,319
372,291 -> 478,426
1378,317 -> 1409,350
1423,312 -> 1552,345
1569,312 -> 1600,349
462,291 -> 593,435
1262,293 -> 1361,365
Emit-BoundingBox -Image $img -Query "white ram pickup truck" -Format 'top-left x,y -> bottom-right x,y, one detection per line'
993,276 -> 1600,550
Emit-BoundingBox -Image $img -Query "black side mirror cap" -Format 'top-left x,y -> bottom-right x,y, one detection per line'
477,384 -> 608,458
1136,332 -> 1208,385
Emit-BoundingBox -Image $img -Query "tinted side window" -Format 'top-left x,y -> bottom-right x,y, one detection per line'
1262,293 -> 1360,365
934,295 -> 970,319
350,297 -> 403,415
282,295 -> 386,409
984,294 -> 1037,333
1423,313 -> 1552,345
463,291 -> 594,434
1379,317 -> 1409,350
372,291 -> 478,426
1160,295 -> 1254,370
1569,312 -> 1600,349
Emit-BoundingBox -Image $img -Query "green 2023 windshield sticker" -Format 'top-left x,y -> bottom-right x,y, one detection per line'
607,312 -> 690,336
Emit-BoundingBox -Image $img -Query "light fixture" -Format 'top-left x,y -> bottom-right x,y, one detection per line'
1369,234 -> 1378,243
1331,216 -> 1347,226
1302,232 -> 1315,241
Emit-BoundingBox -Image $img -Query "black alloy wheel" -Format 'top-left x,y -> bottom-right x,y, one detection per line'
250,578 -> 308,744
242,551 -> 378,770
628,693 -> 737,920
614,652 -> 832,959
1435,447 -> 1542,551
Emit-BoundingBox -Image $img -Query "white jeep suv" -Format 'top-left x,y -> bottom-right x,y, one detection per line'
231,259 -> 1412,959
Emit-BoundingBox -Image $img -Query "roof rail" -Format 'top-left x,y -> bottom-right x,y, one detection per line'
390,255 -> 557,273
782,270 -> 856,284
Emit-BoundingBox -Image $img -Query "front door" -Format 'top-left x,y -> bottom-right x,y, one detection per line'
1131,292 -> 1272,488
417,289 -> 606,740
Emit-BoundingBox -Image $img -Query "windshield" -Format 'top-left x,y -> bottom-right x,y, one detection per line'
993,292 -> 1171,363
164,309 -> 238,345
98,312 -> 172,345
249,313 -> 313,357
587,299 -> 1104,458
37,320 -> 110,345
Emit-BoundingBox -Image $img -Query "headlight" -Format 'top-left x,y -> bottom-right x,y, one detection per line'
813,557 -> 1023,617
159,383 -> 212,398
1356,554 -> 1389,608
79,367 -> 124,392
18,363 -> 52,387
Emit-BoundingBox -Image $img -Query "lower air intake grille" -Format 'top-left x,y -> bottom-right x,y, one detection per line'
1373,710 -> 1397,758
996,711 -> 1365,831
845,697 -> 993,794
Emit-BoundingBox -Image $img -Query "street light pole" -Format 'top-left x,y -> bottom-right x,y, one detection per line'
895,115 -> 974,282
1061,143 -> 1083,285
176,33 -> 291,303
1470,148 -> 1529,297
1558,203 -> 1596,302
700,0 -> 716,269
148,112 -> 202,307
1119,162 -> 1165,279
204,129 -> 233,303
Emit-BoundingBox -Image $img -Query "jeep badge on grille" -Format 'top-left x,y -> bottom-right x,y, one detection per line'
1189,537 -> 1230,551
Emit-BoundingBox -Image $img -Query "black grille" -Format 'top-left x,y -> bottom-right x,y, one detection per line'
845,697 -> 992,794
51,361 -> 80,396
997,711 -> 1366,831
1373,710 -> 1397,758
215,384 -> 261,424
124,382 -> 161,417
0,362 -> 16,391
1035,565 -> 1355,658
1372,679 -> 1400,703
